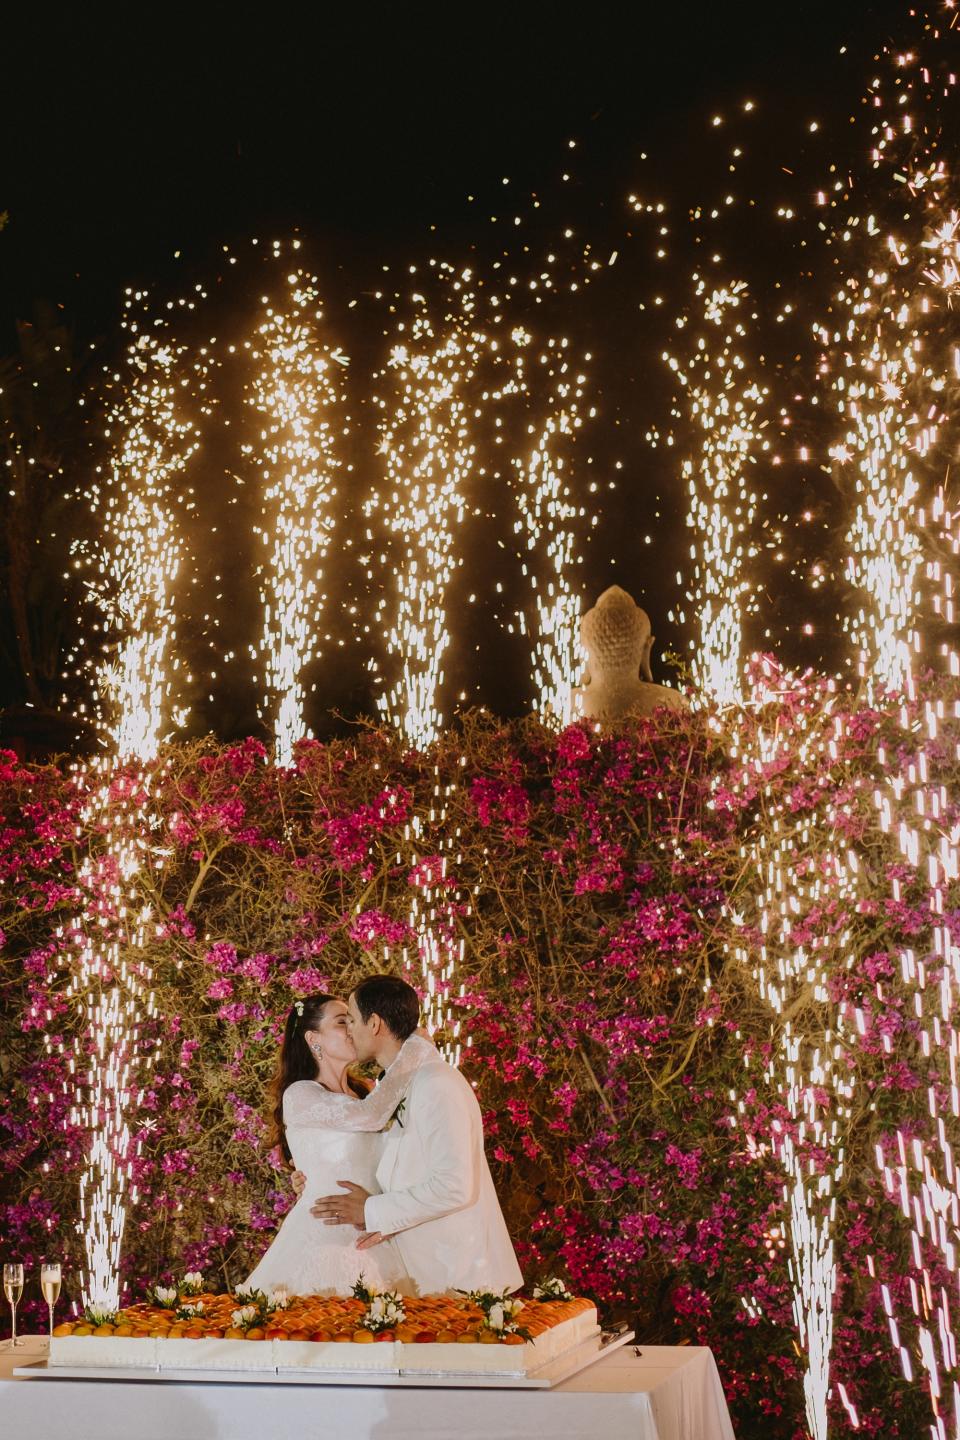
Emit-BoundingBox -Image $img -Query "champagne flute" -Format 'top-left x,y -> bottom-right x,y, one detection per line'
3,1264 -> 24,1349
41,1263 -> 62,1338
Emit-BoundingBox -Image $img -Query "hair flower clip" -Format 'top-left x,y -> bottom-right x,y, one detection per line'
294,999 -> 305,1018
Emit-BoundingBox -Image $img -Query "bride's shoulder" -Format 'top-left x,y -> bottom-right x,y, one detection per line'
282,1079 -> 324,1108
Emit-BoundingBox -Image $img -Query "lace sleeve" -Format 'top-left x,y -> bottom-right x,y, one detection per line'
282,1033 -> 436,1132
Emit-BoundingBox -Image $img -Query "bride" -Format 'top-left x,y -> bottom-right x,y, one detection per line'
245,992 -> 433,1296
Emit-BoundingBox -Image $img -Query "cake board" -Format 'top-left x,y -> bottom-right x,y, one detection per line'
13,1326 -> 634,1391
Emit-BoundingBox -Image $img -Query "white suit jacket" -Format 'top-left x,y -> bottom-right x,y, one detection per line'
363,1052 -> 523,1296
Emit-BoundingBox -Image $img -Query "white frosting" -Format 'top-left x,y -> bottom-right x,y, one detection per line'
401,1310 -> 598,1376
49,1336 -> 158,1370
264,1339 -> 398,1373
49,1308 -> 598,1378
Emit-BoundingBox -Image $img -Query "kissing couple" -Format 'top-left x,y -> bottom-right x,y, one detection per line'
245,974 -> 522,1297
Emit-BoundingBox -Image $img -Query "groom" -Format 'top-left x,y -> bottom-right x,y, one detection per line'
308,974 -> 522,1295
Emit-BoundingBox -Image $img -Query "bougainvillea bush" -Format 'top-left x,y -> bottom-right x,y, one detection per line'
1,666 -> 954,1437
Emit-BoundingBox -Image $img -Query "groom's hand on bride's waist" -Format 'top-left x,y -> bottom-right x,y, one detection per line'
311,1180 -> 370,1229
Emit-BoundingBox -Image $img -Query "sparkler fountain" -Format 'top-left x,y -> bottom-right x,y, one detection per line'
666,277 -> 767,708
367,276 -> 478,751
820,37 -> 960,1430
509,333 -> 590,725
364,274 -> 483,1051
57,313 -> 208,1319
245,268 -> 348,765
819,26 -> 960,700
865,494 -> 960,1438
730,670 -> 859,1440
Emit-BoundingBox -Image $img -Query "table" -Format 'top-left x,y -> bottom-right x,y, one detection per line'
2,1336 -> 736,1439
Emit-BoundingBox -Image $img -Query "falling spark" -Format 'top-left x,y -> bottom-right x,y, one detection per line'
666,278 -> 768,707
245,271 -> 348,765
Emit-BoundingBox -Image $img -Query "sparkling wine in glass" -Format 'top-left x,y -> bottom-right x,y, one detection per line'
3,1264 -> 24,1349
41,1264 -> 62,1338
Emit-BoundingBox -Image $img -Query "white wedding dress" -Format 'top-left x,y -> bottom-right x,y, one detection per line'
245,1035 -> 433,1296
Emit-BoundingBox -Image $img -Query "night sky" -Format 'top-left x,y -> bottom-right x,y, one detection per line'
0,1 -> 927,742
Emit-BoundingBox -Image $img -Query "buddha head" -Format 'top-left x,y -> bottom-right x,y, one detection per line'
580,586 -> 654,683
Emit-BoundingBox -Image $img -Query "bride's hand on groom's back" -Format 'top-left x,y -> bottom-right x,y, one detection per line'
291,1168 -> 306,1197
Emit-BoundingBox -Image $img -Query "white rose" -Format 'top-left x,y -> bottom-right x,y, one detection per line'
488,1302 -> 505,1332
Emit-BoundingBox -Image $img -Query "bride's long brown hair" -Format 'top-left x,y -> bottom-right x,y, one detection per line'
267,993 -> 366,1163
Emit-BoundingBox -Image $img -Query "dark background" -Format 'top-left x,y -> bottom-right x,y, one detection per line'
0,1 -> 925,748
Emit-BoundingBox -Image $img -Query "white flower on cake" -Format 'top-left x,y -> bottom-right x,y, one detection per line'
266,1287 -> 290,1311
179,1271 -> 204,1296
463,1287 -> 527,1337
232,1305 -> 260,1331
152,1286 -> 178,1308
176,1301 -> 206,1321
487,1297 -> 524,1334
359,1288 -> 406,1334
533,1276 -> 573,1302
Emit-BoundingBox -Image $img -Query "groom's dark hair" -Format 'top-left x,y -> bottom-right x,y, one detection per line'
351,974 -> 421,1040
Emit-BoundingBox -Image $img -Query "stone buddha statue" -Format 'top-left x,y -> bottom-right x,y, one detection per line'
573,585 -> 688,722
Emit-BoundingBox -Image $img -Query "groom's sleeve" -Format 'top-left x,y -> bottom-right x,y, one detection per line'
363,1071 -> 478,1236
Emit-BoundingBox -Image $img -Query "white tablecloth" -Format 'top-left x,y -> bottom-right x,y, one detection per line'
1,1336 -> 736,1440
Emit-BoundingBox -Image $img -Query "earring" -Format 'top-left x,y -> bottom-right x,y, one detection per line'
310,1043 -> 322,1058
